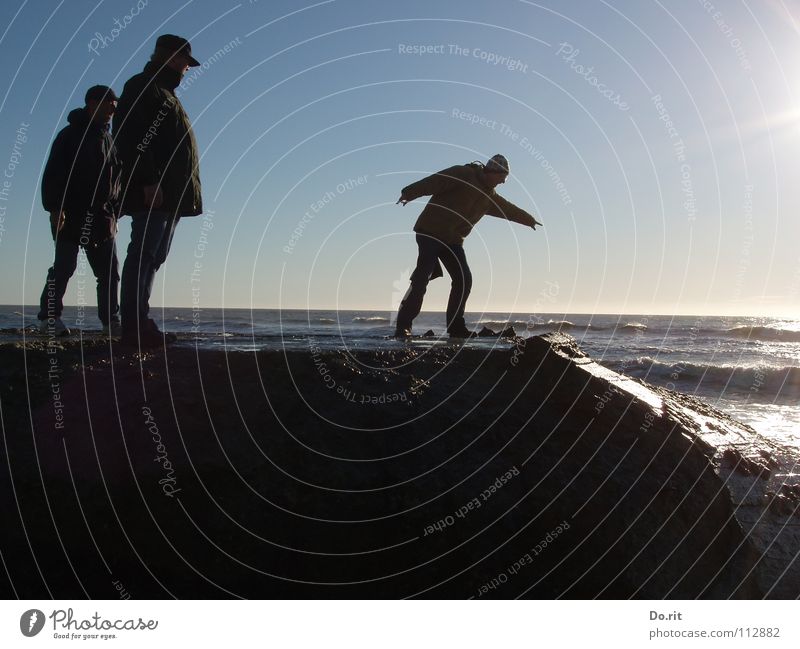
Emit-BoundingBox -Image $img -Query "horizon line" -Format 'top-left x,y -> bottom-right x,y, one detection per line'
2,304 -> 796,320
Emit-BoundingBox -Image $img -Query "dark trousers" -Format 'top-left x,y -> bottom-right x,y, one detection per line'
396,233 -> 472,332
120,211 -> 179,333
38,237 -> 120,325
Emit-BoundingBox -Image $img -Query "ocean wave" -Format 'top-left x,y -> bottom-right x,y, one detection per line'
724,326 -> 800,343
617,322 -> 648,332
547,320 -> 576,329
474,320 -> 533,329
352,316 -> 390,323
250,315 -> 338,325
616,357 -> 800,397
472,320 -> 586,335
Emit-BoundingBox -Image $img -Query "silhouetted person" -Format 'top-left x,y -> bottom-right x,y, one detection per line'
114,34 -> 202,348
38,85 -> 122,337
395,154 -> 541,338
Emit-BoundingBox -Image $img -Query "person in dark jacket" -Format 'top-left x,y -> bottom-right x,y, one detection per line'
38,85 -> 122,337
113,34 -> 202,347
395,154 -> 542,338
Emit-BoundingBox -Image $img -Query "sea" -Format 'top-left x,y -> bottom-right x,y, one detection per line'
2,306 -> 798,448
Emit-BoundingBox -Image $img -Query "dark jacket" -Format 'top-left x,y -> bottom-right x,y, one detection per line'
113,61 -> 202,217
42,107 -> 121,242
402,163 -> 538,245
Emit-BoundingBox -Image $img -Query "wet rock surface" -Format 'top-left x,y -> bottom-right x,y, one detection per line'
0,333 -> 795,598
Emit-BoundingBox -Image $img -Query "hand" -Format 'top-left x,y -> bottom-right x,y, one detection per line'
397,195 -> 409,206
532,217 -> 543,230
143,184 -> 164,209
49,211 -> 65,239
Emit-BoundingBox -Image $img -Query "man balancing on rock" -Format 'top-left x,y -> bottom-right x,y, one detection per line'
394,154 -> 541,338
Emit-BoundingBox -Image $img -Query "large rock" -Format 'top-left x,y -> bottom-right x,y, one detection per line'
0,333 -> 795,598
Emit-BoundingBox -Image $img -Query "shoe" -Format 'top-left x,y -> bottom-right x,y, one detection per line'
39,318 -> 71,336
102,321 -> 122,337
145,318 -> 177,343
394,326 -> 412,339
119,320 -> 177,348
448,327 -> 477,339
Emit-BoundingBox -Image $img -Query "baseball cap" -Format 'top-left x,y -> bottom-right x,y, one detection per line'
155,34 -> 201,67
84,85 -> 118,104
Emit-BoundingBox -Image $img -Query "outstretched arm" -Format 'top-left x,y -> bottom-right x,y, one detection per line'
485,193 -> 543,230
398,165 -> 467,204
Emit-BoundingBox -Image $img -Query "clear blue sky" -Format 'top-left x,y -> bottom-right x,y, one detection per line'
1,0 -> 799,317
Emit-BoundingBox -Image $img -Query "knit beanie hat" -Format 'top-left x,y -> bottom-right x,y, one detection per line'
485,154 -> 509,174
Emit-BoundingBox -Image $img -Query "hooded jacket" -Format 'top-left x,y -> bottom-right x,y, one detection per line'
41,107 -> 121,241
402,163 -> 538,245
113,61 -> 202,217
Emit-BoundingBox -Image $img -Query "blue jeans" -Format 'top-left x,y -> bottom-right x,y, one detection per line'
120,211 -> 179,332
38,237 -> 120,325
396,233 -> 472,332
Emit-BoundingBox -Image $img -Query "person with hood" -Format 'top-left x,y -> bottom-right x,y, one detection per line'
38,84 -> 122,337
113,34 -> 203,348
394,154 -> 542,338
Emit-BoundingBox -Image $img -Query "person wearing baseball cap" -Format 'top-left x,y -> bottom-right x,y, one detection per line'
153,34 -> 201,67
113,35 -> 204,348
37,84 -> 123,337
84,84 -> 119,113
394,154 -> 542,338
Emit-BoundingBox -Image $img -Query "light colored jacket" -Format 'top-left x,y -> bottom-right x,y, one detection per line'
402,163 -> 539,245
